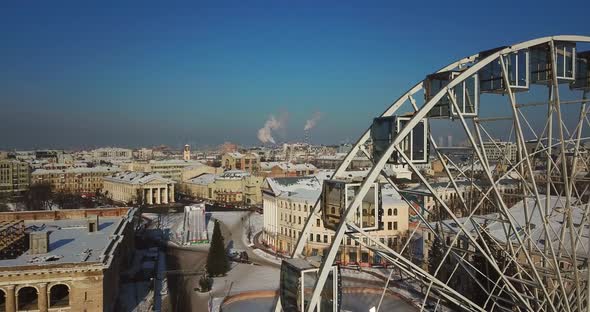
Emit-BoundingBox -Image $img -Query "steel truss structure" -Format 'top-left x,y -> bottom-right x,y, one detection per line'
276,35 -> 590,312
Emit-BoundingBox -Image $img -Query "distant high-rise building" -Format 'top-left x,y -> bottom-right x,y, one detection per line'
220,142 -> 238,153
183,144 -> 191,161
0,159 -> 30,195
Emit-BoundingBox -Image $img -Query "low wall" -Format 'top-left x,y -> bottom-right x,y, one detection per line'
0,207 -> 131,221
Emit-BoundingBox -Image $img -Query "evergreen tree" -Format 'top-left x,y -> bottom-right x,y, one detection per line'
207,221 -> 229,276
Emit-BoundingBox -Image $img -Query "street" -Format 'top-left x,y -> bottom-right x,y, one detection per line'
165,211 -> 277,312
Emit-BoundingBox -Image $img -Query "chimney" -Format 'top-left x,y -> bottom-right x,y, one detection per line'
88,215 -> 99,233
29,231 -> 50,254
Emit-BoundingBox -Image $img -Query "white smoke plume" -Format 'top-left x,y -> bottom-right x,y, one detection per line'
257,114 -> 287,144
304,112 -> 322,131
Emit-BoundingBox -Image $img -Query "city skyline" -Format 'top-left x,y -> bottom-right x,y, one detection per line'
1,1 -> 589,150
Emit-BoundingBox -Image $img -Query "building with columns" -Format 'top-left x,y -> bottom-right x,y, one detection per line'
0,207 -> 136,312
102,172 -> 176,205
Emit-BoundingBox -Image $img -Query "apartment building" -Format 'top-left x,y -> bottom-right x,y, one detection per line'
262,176 -> 409,266
0,159 -> 30,195
31,167 -> 119,194
221,152 -> 260,172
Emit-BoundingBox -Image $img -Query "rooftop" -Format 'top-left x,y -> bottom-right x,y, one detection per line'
103,171 -> 175,185
0,208 -> 135,268
186,173 -> 217,185
32,166 -> 119,175
216,170 -> 251,180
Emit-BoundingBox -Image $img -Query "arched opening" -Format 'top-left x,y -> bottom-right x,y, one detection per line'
49,284 -> 70,308
393,208 -> 398,216
387,208 -> 392,216
17,287 -> 37,311
0,289 -> 6,312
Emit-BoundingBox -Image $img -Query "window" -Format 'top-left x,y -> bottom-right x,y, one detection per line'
310,233 -> 314,241
323,235 -> 328,243
298,216 -> 301,224
347,237 -> 351,245
316,234 -> 321,242
50,284 -> 70,308
316,219 -> 320,227
387,209 -> 392,216
393,208 -> 398,216
393,222 -> 398,230
388,222 -> 393,230
17,287 -> 38,311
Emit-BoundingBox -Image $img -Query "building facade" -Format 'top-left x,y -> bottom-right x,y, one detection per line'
482,141 -> 518,162
261,176 -> 409,266
31,167 -> 119,194
259,162 -> 318,177
221,152 -> 260,172
102,172 -> 176,205
180,170 -> 264,205
0,159 -> 30,195
0,207 -> 136,312
120,160 -> 214,182
92,148 -> 133,161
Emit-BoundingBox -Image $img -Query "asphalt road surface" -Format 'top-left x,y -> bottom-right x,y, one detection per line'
222,293 -> 417,312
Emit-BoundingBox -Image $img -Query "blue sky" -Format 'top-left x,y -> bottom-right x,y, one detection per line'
0,1 -> 588,149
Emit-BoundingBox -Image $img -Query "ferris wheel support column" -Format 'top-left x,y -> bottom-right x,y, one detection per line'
448,88 -> 557,312
498,56 -> 572,312
549,40 -> 583,312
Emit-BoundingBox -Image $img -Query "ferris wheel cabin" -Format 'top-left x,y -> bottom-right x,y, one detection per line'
530,41 -> 576,84
424,70 -> 479,118
571,50 -> 590,90
371,115 -> 429,164
321,179 -> 382,233
280,258 -> 341,312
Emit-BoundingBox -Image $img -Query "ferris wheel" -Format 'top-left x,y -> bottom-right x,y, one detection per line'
276,35 -> 590,312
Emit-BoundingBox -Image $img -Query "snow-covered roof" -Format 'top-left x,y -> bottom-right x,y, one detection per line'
260,161 -> 282,170
32,166 -> 119,175
216,170 -> 250,180
0,209 -> 136,268
265,176 -> 322,202
274,162 -> 317,172
103,171 -> 175,185
186,173 -> 216,185
226,152 -> 244,159
431,195 -> 589,257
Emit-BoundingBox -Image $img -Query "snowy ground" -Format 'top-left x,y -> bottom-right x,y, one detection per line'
208,211 -> 280,295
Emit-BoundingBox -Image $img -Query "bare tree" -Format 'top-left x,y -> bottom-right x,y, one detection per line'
23,183 -> 53,210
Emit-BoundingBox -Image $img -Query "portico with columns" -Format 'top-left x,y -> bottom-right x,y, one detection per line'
141,182 -> 175,205
102,172 -> 176,205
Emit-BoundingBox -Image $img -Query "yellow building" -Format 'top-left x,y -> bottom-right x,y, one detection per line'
31,167 -> 119,194
0,159 -> 30,195
181,170 -> 265,205
102,172 -> 175,205
262,176 -> 409,265
221,152 -> 260,172
120,160 -> 217,182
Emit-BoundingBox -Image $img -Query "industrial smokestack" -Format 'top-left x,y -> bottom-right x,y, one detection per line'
304,112 -> 322,131
257,113 -> 288,144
